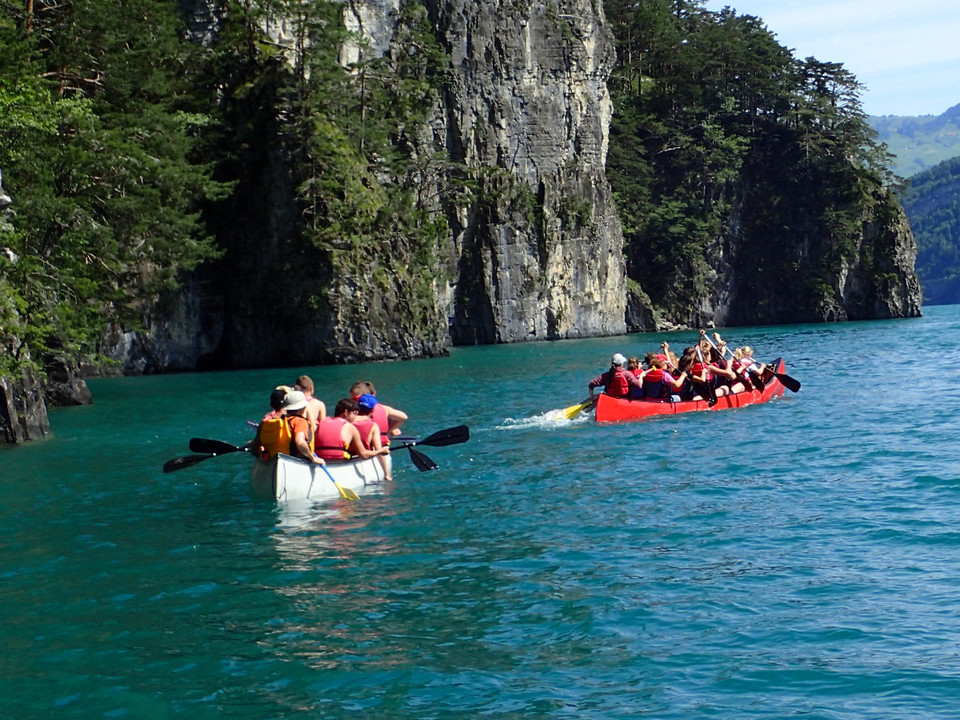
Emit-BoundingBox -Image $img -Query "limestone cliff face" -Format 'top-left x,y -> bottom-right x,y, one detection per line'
335,0 -> 626,343
632,177 -> 923,331
832,201 -> 922,321
425,0 -> 626,343
0,370 -> 49,444
100,0 -> 624,373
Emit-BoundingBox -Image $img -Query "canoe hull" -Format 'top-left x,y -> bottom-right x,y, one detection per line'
250,453 -> 392,502
595,359 -> 788,423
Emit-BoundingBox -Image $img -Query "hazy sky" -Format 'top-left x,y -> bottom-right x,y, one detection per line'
702,0 -> 960,117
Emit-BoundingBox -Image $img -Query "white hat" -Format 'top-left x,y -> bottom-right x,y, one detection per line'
612,353 -> 627,366
281,390 -> 307,411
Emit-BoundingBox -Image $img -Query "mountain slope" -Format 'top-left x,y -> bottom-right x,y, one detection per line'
871,104 -> 960,178
900,157 -> 960,304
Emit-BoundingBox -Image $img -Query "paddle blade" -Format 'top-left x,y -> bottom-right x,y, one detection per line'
775,372 -> 801,393
562,398 -> 593,420
338,484 -> 361,501
162,453 -> 213,473
408,447 -> 440,471
319,464 -> 359,501
416,425 -> 470,447
189,438 -> 243,454
750,373 -> 766,392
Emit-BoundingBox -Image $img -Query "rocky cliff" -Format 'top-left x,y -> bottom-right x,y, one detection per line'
100,0 -> 625,373
1,0 -> 923,442
676,187 -> 922,329
427,0 -> 626,344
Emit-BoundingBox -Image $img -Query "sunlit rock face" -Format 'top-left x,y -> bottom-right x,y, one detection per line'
426,0 -> 626,343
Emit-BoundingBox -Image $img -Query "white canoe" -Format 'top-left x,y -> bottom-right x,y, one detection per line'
250,453 -> 392,502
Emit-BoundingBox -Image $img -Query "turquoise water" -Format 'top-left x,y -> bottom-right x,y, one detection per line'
4,306 -> 960,719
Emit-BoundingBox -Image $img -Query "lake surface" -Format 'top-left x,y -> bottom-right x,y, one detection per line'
4,306 -> 960,719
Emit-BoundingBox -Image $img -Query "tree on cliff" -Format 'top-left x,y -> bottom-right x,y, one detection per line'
0,0 -> 225,376
605,0 -> 913,325
0,0 -> 919,391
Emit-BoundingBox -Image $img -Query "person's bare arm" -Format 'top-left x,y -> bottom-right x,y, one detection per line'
346,425 -> 389,459
294,431 -> 323,464
381,403 -> 407,436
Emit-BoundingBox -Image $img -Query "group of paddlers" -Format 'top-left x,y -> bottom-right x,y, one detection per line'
589,331 -> 769,406
252,375 -> 407,481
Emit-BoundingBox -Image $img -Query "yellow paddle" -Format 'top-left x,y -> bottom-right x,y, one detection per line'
320,464 -> 361,501
562,397 -> 596,420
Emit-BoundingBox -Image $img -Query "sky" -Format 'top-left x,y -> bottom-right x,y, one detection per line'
702,0 -> 960,117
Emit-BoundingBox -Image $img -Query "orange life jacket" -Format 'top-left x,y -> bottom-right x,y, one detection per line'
258,417 -> 292,459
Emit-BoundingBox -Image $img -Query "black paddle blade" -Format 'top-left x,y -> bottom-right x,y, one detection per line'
750,373 -> 766,392
775,372 -> 801,393
408,447 -> 439,471
163,453 -> 213,473
189,438 -> 243,454
765,359 -> 800,393
416,425 -> 470,447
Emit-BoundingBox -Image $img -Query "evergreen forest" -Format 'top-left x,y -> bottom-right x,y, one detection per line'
900,157 -> 960,304
0,0 -> 906,381
604,1 -> 900,325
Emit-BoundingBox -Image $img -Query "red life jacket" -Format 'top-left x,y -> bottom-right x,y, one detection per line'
353,417 -> 378,450
642,368 -> 668,399
314,417 -> 351,460
604,368 -> 631,398
645,368 -> 665,383
371,403 -> 390,445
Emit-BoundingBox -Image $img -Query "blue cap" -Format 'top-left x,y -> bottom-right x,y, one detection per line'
357,393 -> 378,410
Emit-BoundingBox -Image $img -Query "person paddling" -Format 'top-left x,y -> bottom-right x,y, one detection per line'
283,391 -> 325,465
315,397 -> 391,463
641,354 -> 686,401
354,394 -> 393,481
588,353 -> 644,399
293,374 -> 326,432
349,381 -> 408,441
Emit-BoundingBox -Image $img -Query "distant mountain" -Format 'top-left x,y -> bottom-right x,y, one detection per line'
870,104 -> 960,179
899,156 -> 960,304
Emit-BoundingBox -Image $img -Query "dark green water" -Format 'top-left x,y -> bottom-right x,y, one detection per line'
4,306 -> 960,719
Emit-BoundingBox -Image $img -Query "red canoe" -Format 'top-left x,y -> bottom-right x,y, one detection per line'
594,359 -> 790,423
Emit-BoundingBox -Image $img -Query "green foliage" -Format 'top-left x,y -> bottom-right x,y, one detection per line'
870,104 -> 960,179
199,0 -> 454,343
0,0 -> 226,374
605,0 -> 897,323
900,156 -> 960,303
